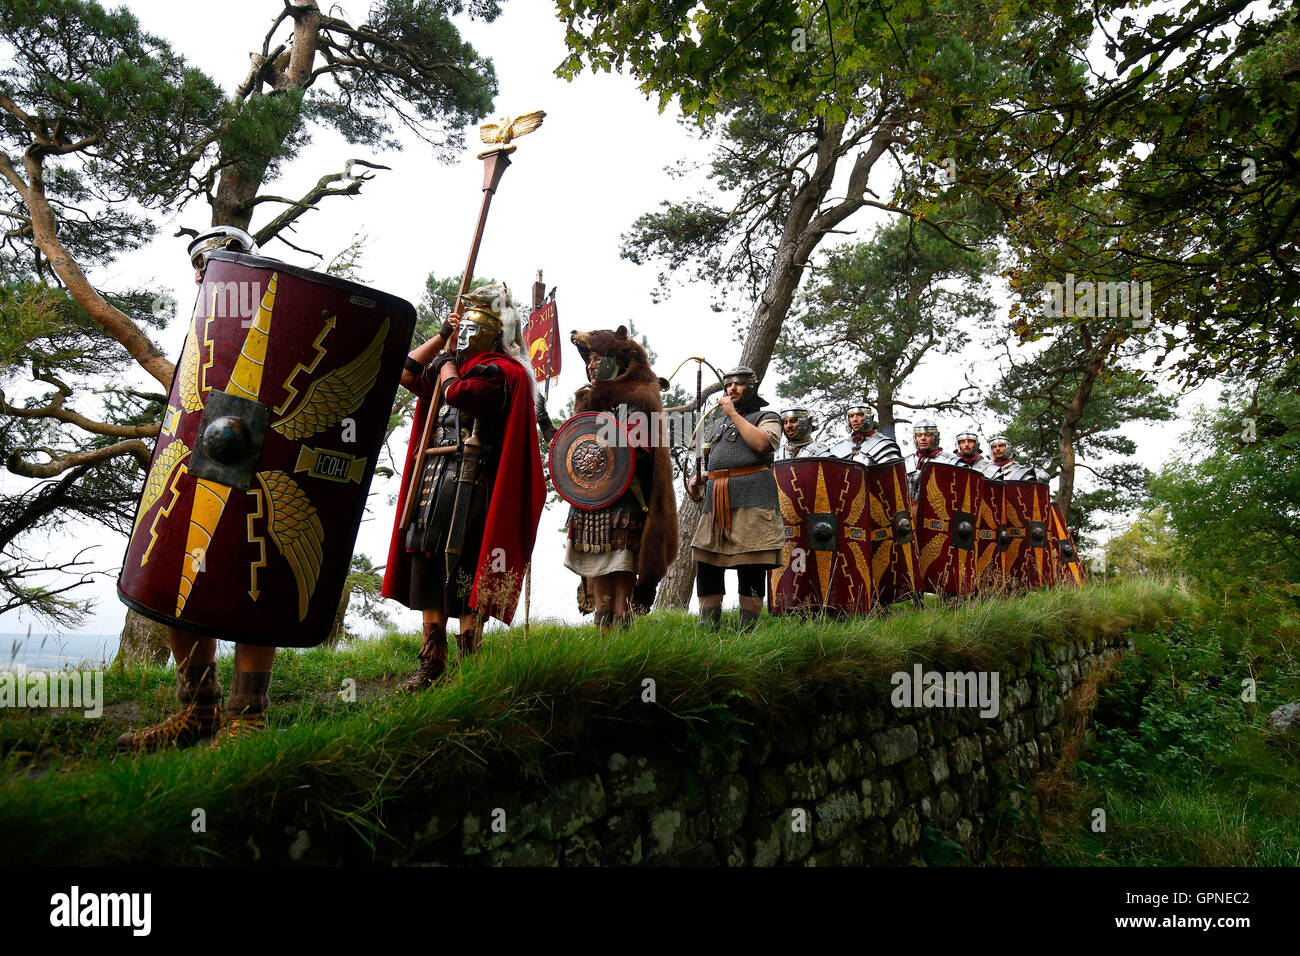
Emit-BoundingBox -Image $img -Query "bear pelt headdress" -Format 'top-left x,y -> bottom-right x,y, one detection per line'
569,326 -> 678,609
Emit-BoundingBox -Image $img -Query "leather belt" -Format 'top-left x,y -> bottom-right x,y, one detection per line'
707,464 -> 768,535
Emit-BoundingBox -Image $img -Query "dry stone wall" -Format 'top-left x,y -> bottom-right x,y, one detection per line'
390,632 -> 1131,867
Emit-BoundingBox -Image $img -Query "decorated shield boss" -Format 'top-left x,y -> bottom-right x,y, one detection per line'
549,411 -> 635,510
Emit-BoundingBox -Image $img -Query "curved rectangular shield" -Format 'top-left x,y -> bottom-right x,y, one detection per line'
1046,502 -> 1085,586
768,457 -> 877,615
974,473 -> 1002,591
913,461 -> 984,596
862,459 -> 921,605
997,479 -> 1053,588
117,252 -> 416,647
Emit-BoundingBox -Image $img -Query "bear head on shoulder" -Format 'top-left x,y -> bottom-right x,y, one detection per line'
570,326 -> 667,414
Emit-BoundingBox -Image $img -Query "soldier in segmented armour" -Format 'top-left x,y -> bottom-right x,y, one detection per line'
829,402 -> 903,465
777,407 -> 830,459
686,366 -> 784,631
954,427 -> 984,467
989,435 -> 1041,481
905,419 -> 951,499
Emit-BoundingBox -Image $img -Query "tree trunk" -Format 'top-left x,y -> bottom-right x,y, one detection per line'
877,378 -> 897,438
323,583 -> 351,650
656,495 -> 703,609
651,121 -> 897,609
1055,330 -> 1117,518
112,608 -> 170,668
211,163 -> 268,232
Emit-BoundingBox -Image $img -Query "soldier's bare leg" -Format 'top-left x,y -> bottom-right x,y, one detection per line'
217,642 -> 275,744
116,627 -> 222,751
696,562 -> 724,630
610,572 -> 635,628
591,575 -> 614,631
736,566 -> 765,631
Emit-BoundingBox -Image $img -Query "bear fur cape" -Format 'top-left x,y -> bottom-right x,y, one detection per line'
569,327 -> 678,610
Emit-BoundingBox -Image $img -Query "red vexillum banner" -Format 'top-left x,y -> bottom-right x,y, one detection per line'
525,297 -> 561,384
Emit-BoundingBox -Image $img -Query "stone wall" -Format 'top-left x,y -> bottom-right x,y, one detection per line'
394,632 -> 1131,867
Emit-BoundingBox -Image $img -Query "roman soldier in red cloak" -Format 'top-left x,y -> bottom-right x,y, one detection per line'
383,284 -> 546,689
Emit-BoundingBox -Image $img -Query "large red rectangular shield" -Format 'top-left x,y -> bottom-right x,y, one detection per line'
117,252 -> 415,647
974,474 -> 1002,590
769,458 -> 878,614
862,459 -> 921,605
1046,502 -> 1085,586
914,461 -> 984,596
997,479 -> 1053,588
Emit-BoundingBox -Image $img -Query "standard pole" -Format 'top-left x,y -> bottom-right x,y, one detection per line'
399,149 -> 513,531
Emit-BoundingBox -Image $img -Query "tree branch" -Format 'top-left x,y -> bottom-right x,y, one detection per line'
8,152 -> 173,385
251,159 -> 389,248
7,440 -> 151,478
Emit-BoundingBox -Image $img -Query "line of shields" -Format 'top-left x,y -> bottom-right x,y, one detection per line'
769,457 -> 1084,616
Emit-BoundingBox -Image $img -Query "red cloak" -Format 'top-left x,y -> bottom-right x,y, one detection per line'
382,351 -> 545,624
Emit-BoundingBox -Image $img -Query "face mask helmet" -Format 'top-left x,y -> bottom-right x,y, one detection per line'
456,285 -> 509,354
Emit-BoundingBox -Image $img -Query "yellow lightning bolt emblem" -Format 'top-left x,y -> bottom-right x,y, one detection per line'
247,486 -> 267,601
141,460 -> 190,567
172,273 -> 278,618
274,314 -> 336,415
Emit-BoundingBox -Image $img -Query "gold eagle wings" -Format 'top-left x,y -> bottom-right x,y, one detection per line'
271,319 -> 389,441
480,110 -> 546,146
256,470 -> 325,620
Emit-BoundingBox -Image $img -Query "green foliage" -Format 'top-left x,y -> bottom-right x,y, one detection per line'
0,0 -> 225,260
340,553 -> 393,637
1104,507 -> 1181,577
306,0 -> 500,158
1004,1 -> 1300,386
1149,381 -> 1300,585
774,218 -> 992,434
1049,584 -> 1300,866
0,579 -> 1188,863
1083,622 -> 1246,790
986,325 -> 1178,544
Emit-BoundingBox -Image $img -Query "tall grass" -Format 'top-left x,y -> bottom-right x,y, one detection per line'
0,579 -> 1189,865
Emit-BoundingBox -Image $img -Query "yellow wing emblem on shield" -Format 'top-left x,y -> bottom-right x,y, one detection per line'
926,473 -> 948,524
271,318 -> 389,441
178,323 -> 203,413
132,440 -> 191,538
256,470 -> 325,620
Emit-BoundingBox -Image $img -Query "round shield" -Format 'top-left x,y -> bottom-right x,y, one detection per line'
549,411 -> 635,510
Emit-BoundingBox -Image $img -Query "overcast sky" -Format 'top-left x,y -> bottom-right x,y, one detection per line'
0,0 -> 1215,639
